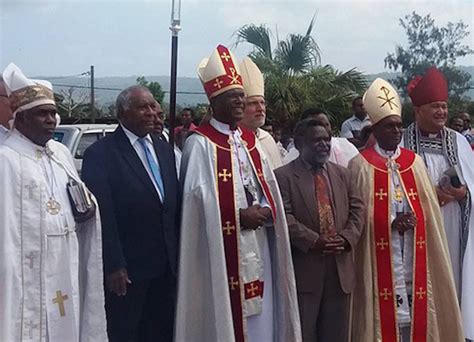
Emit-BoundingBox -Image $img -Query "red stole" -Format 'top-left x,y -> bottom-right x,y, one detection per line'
195,123 -> 276,342
361,147 -> 428,342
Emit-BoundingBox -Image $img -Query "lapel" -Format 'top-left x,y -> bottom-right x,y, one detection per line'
113,126 -> 161,203
292,157 -> 319,228
326,162 -> 343,225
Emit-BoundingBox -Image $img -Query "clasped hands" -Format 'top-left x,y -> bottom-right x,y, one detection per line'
312,230 -> 349,255
392,212 -> 417,234
240,205 -> 272,230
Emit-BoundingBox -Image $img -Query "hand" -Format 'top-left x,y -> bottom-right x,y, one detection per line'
258,207 -> 272,222
441,184 -> 467,202
313,232 -> 346,255
436,186 -> 456,207
392,213 -> 417,234
240,205 -> 268,230
73,201 -> 96,223
106,268 -> 132,296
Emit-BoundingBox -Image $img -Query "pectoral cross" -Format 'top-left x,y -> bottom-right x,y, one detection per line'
24,320 -> 39,339
222,221 -> 236,235
25,251 -> 37,269
52,290 -> 69,317
246,282 -> 259,297
380,288 -> 392,301
377,238 -> 389,251
218,169 -> 232,182
394,187 -> 403,202
375,188 -> 388,201
25,180 -> 38,199
229,277 -> 239,291
416,287 -> 426,300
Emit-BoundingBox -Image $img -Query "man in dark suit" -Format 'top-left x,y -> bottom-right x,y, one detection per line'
82,85 -> 180,342
275,118 -> 364,342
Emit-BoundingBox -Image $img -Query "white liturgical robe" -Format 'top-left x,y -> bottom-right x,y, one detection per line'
0,130 -> 107,342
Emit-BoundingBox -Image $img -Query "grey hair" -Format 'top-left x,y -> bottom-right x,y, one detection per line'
115,85 -> 150,118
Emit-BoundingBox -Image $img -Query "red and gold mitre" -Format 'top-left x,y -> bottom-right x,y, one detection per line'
407,67 -> 448,106
2,63 -> 55,116
197,45 -> 243,99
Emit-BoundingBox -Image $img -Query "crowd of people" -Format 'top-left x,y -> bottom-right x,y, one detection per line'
0,44 -> 473,342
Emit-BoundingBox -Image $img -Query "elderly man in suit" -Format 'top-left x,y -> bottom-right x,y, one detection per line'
275,118 -> 364,342
82,85 -> 180,342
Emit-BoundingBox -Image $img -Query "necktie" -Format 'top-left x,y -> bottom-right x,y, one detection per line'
138,138 -> 165,201
314,170 -> 336,234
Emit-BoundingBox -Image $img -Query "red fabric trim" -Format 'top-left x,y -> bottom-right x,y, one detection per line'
399,169 -> 428,342
373,167 -> 398,341
361,146 -> 416,172
244,280 -> 264,300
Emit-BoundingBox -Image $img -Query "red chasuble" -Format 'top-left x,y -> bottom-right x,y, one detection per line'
361,147 -> 427,342
195,123 -> 276,342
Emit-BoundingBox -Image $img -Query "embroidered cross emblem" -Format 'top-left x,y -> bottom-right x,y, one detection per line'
416,287 -> 426,300
408,188 -> 418,201
24,320 -> 39,339
222,221 -> 236,235
375,188 -> 388,201
377,86 -> 399,110
213,78 -> 224,89
246,282 -> 259,297
25,180 -> 38,199
380,288 -> 392,301
52,290 -> 69,317
416,237 -> 426,249
25,251 -> 37,269
377,238 -> 389,251
218,169 -> 232,182
229,277 -> 239,291
220,52 -> 231,62
227,68 -> 241,85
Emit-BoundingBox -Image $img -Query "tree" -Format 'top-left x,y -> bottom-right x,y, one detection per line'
234,18 -> 366,131
55,87 -> 89,118
385,12 -> 473,99
136,76 -> 165,104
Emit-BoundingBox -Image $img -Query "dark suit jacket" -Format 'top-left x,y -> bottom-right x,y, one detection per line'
82,126 -> 180,281
275,157 -> 364,293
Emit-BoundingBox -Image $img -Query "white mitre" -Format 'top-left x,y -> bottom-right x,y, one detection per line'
363,78 -> 401,125
2,63 -> 55,117
239,57 -> 264,98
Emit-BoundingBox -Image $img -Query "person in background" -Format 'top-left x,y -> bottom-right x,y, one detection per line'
340,96 -> 371,148
449,116 -> 465,133
174,107 -> 197,136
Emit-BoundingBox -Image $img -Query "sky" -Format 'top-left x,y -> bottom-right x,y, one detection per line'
0,0 -> 473,78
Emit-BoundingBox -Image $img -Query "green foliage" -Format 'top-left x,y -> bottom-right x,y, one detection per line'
234,17 -> 366,131
136,76 -> 165,104
385,11 -> 473,98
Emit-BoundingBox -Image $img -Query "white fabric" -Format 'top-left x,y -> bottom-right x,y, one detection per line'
283,137 -> 358,168
401,131 -> 474,339
363,78 -> 402,125
0,130 -> 107,342
256,128 -> 283,170
175,119 -> 301,342
239,57 -> 264,98
340,115 -> 371,138
0,125 -> 8,145
121,124 -> 163,201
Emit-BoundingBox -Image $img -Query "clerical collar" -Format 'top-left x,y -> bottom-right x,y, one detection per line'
210,118 -> 241,137
374,142 -> 401,160
418,127 -> 442,139
6,128 -> 54,160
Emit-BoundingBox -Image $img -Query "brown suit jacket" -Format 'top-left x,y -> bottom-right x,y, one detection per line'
275,157 -> 364,294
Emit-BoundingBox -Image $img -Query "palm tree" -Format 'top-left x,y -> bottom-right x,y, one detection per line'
234,18 -> 367,132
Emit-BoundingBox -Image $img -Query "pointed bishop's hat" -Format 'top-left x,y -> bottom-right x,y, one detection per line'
197,45 -> 244,100
2,63 -> 55,117
239,57 -> 264,98
363,78 -> 402,125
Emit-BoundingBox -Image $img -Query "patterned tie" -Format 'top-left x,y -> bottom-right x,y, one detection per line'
138,137 -> 165,201
314,171 -> 336,235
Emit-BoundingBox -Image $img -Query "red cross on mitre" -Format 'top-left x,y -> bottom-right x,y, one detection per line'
202,45 -> 243,99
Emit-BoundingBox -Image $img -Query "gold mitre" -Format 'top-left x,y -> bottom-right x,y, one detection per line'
197,45 -> 243,100
239,57 -> 264,98
2,63 -> 55,116
363,78 -> 401,125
